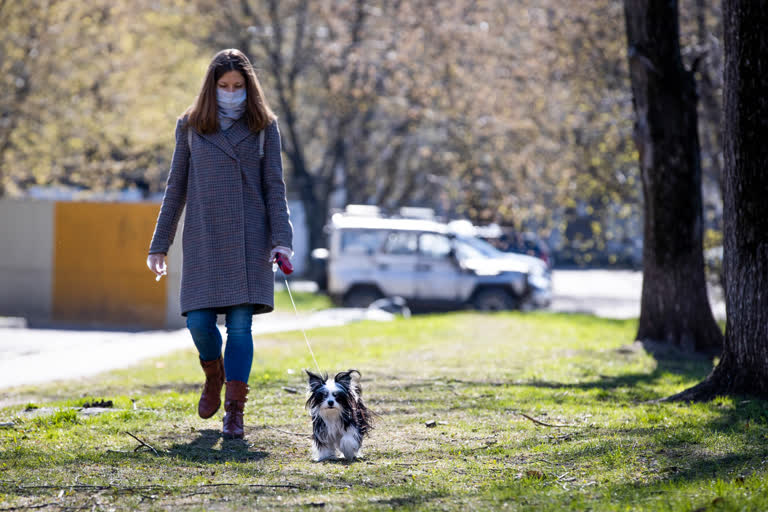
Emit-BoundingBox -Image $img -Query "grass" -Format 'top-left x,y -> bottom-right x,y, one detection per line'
1,311 -> 767,511
273,289 -> 333,312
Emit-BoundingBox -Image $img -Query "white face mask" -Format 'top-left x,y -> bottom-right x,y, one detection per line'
216,88 -> 246,108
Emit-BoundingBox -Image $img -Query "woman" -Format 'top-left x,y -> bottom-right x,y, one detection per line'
146,49 -> 293,439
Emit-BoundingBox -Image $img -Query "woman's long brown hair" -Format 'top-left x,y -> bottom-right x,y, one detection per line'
182,49 -> 276,134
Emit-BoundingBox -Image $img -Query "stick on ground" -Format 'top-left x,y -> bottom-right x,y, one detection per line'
518,413 -> 576,428
125,431 -> 160,455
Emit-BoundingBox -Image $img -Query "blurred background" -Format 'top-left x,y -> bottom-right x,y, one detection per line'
0,0 -> 725,330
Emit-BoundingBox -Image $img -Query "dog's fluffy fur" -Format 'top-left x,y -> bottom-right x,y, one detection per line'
305,369 -> 373,461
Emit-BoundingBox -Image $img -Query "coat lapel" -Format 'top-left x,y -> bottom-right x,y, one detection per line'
198,127 -> 238,161
224,116 -> 253,149
196,117 -> 261,160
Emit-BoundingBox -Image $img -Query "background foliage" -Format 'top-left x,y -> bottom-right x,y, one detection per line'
0,0 -> 724,266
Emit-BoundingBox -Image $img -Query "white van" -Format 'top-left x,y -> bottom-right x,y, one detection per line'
322,207 -> 552,311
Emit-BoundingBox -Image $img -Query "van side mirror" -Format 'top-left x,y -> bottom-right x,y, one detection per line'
311,248 -> 329,260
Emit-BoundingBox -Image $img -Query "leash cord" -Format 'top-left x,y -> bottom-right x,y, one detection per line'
282,276 -> 322,374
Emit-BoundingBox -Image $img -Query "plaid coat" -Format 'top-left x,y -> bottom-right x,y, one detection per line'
148,114 -> 293,316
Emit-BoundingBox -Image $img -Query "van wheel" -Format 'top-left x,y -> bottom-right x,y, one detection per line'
472,289 -> 516,311
343,287 -> 383,308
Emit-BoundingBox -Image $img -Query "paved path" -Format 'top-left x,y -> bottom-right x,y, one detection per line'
0,309 -> 392,390
549,269 -> 726,320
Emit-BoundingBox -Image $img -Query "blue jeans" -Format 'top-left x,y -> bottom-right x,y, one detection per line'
186,304 -> 255,383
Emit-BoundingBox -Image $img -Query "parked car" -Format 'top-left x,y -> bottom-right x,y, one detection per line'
319,208 -> 552,311
487,230 -> 554,269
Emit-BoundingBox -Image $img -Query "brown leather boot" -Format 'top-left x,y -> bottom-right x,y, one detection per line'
222,380 -> 249,439
198,356 -> 225,419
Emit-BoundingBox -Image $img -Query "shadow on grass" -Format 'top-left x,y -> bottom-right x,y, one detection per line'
503,398 -> 768,493
141,382 -> 201,394
368,490 -> 449,508
593,443 -> 768,506
163,428 -> 269,464
438,345 -> 715,399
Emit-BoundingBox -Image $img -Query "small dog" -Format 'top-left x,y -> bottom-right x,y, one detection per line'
305,369 -> 373,461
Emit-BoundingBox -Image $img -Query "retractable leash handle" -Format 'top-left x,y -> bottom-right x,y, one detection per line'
274,253 -> 294,275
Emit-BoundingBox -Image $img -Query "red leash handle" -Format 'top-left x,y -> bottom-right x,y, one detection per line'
275,253 -> 294,275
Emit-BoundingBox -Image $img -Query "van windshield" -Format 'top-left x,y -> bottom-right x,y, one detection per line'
340,229 -> 387,254
454,235 -> 501,259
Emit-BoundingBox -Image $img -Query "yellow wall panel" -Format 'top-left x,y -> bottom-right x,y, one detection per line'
53,202 -> 166,328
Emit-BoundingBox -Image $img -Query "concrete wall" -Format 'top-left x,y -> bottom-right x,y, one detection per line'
0,199 -> 55,322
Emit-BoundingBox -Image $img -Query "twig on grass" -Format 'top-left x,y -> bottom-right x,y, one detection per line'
393,460 -> 439,467
7,483 -> 170,495
518,413 -> 577,428
447,378 -> 506,387
0,503 -> 75,511
248,483 -> 302,489
447,385 -> 462,396
125,431 -> 159,455
196,482 -> 301,490
8,484 -> 112,491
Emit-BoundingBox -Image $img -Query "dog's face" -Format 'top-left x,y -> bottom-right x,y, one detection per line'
305,370 -> 361,416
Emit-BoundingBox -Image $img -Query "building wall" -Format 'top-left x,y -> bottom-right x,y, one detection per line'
0,198 -> 184,330
0,199 -> 55,322
0,198 -> 309,330
51,201 -> 172,329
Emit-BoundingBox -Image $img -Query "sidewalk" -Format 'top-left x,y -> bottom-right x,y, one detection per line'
548,269 -> 726,320
0,308 -> 393,390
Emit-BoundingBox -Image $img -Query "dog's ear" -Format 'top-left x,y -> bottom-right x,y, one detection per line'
305,369 -> 326,390
334,369 -> 361,388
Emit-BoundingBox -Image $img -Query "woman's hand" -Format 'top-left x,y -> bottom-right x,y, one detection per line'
147,253 -> 167,281
270,246 -> 294,274
269,246 -> 293,263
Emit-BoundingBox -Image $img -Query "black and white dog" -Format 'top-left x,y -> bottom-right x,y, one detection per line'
305,369 -> 373,461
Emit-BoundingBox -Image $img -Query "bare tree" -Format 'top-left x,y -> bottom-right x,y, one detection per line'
201,0 -> 413,253
669,0 -> 768,400
623,0 -> 722,354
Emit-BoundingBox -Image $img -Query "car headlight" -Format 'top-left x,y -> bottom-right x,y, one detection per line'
527,265 -> 550,289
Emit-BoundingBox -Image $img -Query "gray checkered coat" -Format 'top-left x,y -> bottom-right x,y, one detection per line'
148,114 -> 293,316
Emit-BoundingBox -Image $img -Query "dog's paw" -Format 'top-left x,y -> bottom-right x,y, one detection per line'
340,435 -> 361,461
313,447 -> 337,462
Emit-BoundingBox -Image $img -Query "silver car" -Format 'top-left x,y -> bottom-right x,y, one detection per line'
325,210 -> 552,311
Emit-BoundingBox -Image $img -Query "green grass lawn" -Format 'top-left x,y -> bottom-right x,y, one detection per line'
1,311 -> 766,511
273,289 -> 332,312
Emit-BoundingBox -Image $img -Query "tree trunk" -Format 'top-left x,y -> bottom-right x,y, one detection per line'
668,0 -> 768,400
623,0 -> 723,354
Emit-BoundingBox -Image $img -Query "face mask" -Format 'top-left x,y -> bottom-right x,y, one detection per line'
216,88 -> 246,108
